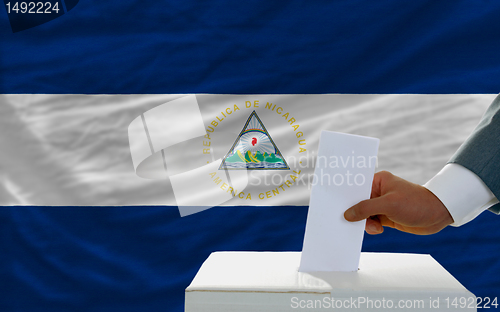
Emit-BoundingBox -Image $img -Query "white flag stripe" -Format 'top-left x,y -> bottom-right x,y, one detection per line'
143,95 -> 206,153
128,95 -> 207,179
170,159 -> 249,214
1,94 -> 496,206
127,115 -> 152,173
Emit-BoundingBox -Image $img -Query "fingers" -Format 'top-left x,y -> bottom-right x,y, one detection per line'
365,217 -> 383,234
370,170 -> 392,199
377,215 -> 395,228
370,173 -> 382,199
344,196 -> 390,222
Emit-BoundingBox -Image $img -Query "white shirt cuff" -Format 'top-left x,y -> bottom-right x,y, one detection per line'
423,163 -> 499,227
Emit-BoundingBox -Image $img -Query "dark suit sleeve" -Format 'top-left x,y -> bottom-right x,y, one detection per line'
449,94 -> 500,214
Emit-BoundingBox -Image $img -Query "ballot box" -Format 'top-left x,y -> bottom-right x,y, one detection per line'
185,251 -> 476,312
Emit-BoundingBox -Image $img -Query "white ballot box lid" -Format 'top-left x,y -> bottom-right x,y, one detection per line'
185,252 -> 476,312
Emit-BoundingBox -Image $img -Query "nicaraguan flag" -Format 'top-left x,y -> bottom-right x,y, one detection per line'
2,1 -> 500,312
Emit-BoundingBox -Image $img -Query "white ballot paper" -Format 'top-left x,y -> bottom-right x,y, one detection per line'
299,131 -> 379,272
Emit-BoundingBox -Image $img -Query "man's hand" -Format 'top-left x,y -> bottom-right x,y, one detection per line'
344,171 -> 454,235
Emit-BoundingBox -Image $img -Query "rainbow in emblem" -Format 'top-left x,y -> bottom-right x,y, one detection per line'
219,111 -> 289,170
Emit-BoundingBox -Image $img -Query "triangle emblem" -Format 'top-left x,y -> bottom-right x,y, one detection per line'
219,111 -> 290,170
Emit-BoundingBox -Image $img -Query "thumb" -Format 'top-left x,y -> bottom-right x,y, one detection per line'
344,196 -> 390,222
